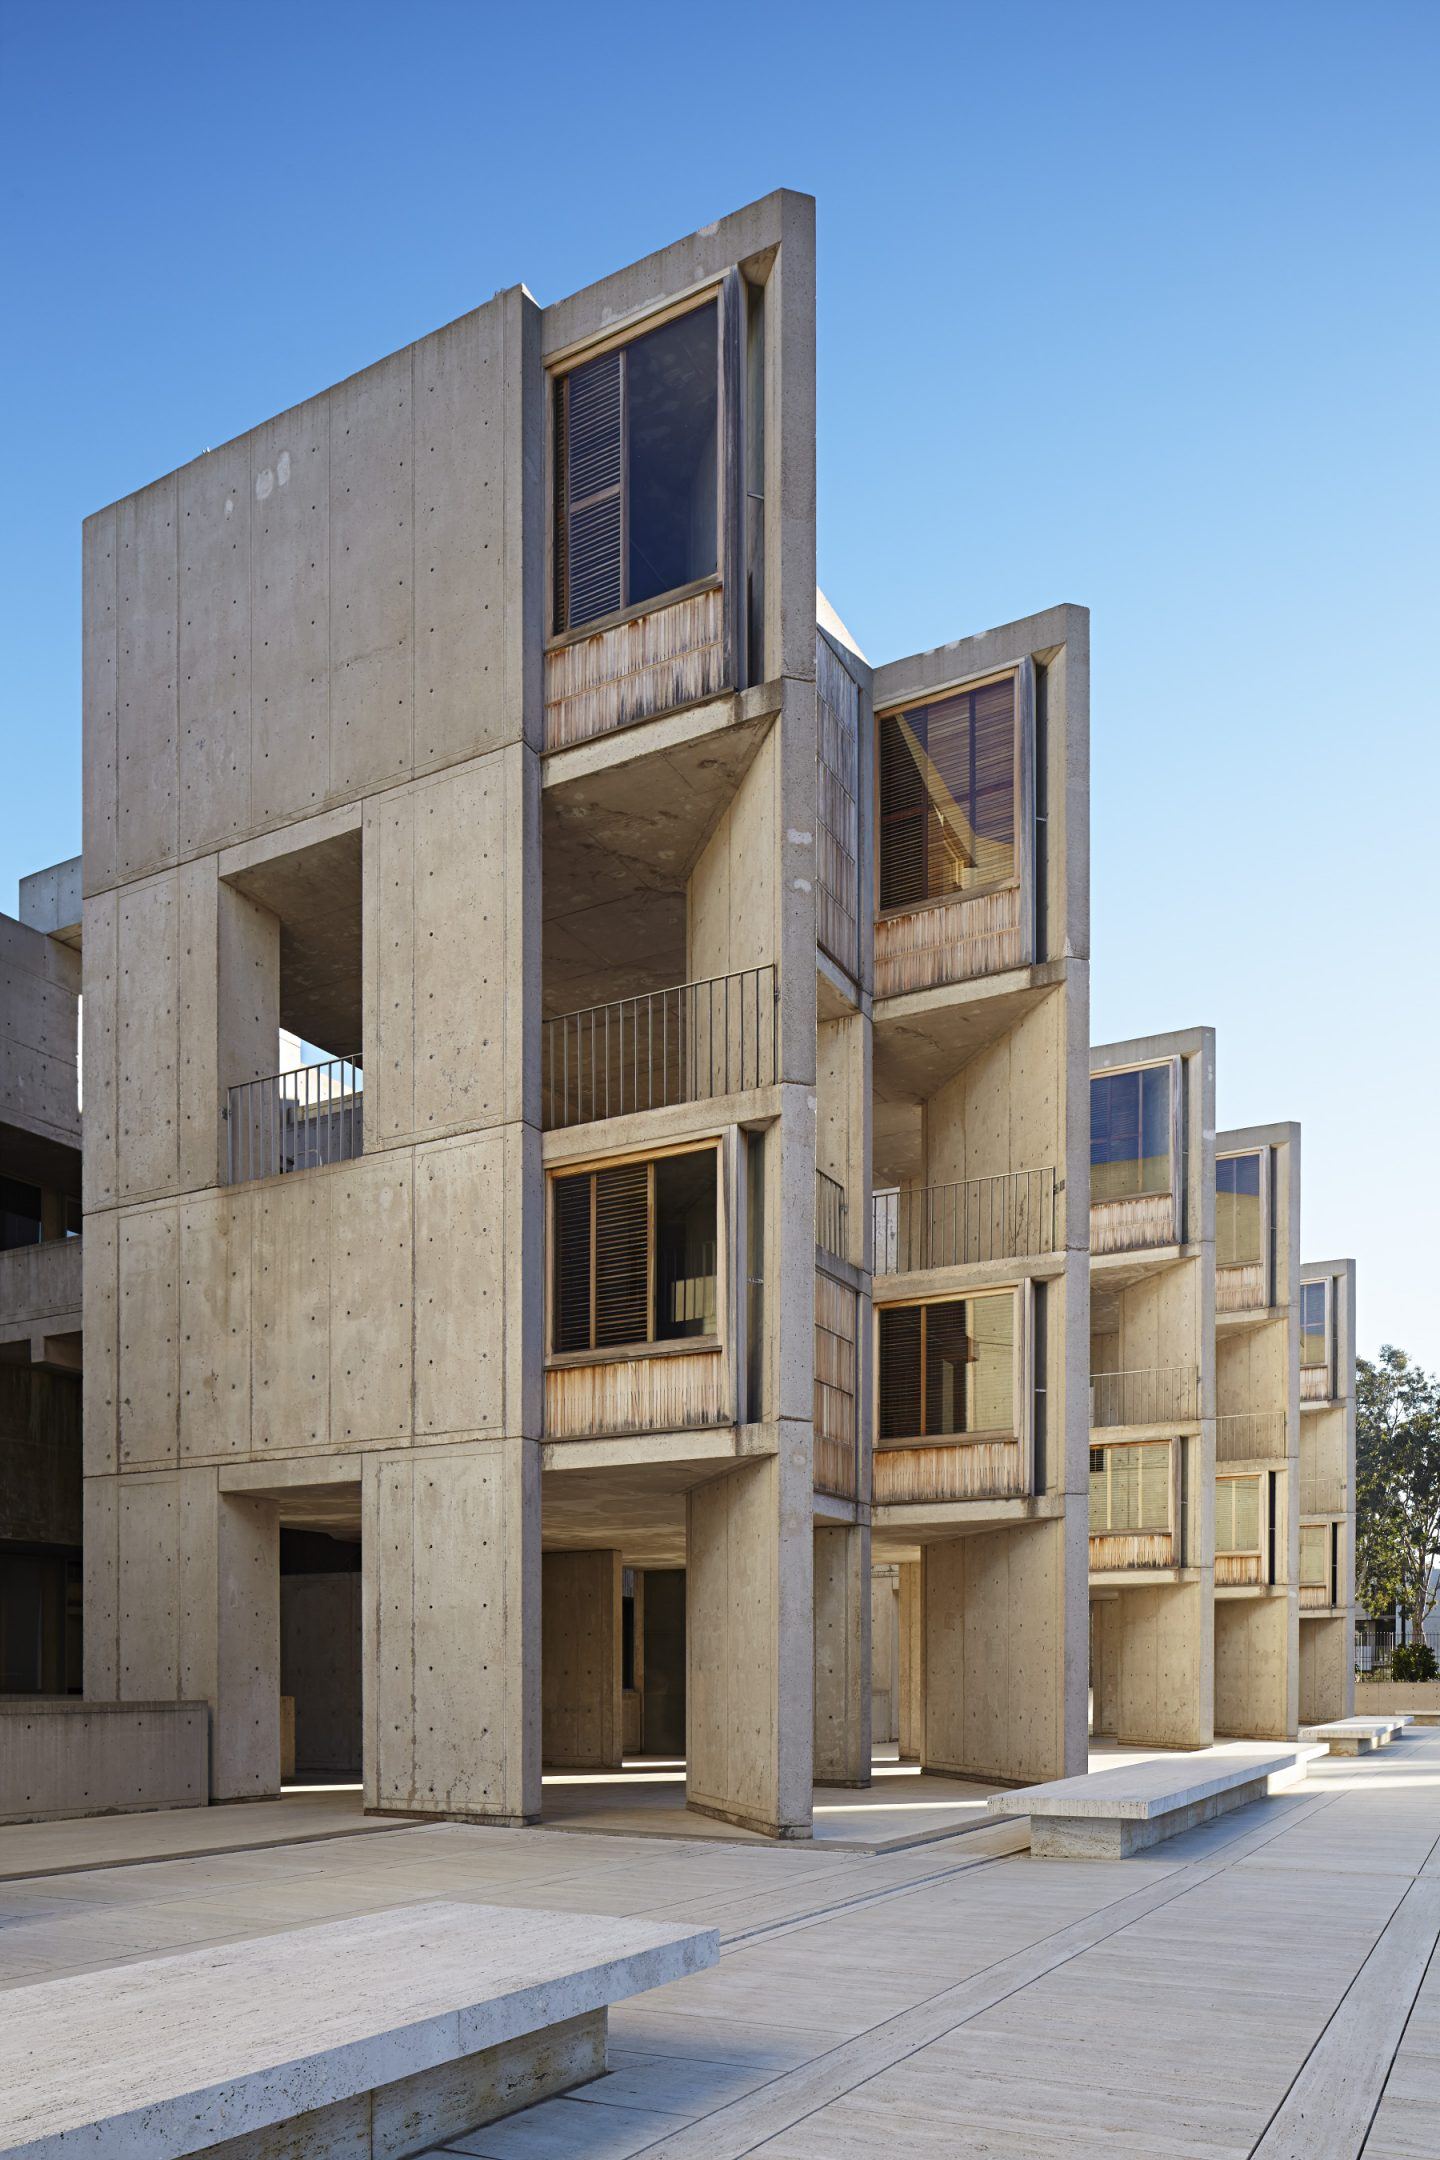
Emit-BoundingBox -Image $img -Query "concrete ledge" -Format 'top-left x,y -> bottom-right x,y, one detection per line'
988,1746 -> 1309,1858
0,1900 -> 718,2159
0,1701 -> 209,1826
1300,1716 -> 1412,1755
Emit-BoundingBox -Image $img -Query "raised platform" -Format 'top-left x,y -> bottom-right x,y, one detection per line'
0,1900 -> 717,2159
987,1745 -> 1311,1857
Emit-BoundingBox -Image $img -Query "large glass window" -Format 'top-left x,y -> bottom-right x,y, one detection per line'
878,1293 -> 1014,1441
553,301 -> 719,633
551,1148 -> 718,1356
1216,1151 -> 1263,1268
877,677 -> 1016,911
1089,1442 -> 1170,1534
1091,1066 -> 1172,1203
1215,1475 -> 1262,1554
1300,1280 -> 1330,1370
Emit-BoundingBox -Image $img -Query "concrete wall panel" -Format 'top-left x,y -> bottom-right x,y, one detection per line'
117,1206 -> 179,1468
541,1548 -> 622,1769
115,477 -> 179,883
82,1212 -> 119,1477
115,873 -> 181,1198
117,1472 -> 182,1698
330,1153 -> 412,1445
250,399 -> 331,828
179,1191 -> 252,1460
252,1175 -> 330,1452
178,439 -> 253,855
329,350 -> 414,801
83,506 -> 119,894
923,1517 -> 1073,1785
415,1135 -> 506,1438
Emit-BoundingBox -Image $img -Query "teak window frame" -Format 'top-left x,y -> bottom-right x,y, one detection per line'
1300,1276 -> 1332,1377
548,287 -> 729,648
1090,1056 -> 1183,1215
1087,1437 -> 1175,1536
874,1286 -> 1020,1449
1215,1472 -> 1266,1556
873,667 -> 1023,922
1215,1147 -> 1269,1275
545,1139 -> 723,1367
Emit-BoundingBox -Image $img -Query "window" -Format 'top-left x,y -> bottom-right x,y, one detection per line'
1089,1443 -> 1170,1534
1300,1523 -> 1330,1590
878,677 -> 1016,912
0,1177 -> 42,1252
878,1293 -> 1013,1441
1215,1475 -> 1262,1554
550,1149 -> 718,1356
1091,1066 -> 1172,1203
553,301 -> 720,633
1300,1280 -> 1330,1370
1216,1152 -> 1263,1268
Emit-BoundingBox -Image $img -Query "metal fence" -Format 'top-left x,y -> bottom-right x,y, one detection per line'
1090,1366 -> 1198,1429
815,1170 -> 848,1260
872,1168 -> 1057,1274
541,966 -> 777,1130
226,1056 -> 363,1185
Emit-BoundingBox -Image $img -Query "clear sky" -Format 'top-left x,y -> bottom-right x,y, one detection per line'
2,1 -> 1435,1361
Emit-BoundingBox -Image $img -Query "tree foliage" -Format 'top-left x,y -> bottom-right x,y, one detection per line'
1356,1346 -> 1440,1641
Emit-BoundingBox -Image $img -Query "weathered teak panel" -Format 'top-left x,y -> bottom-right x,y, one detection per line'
544,1349 -> 727,1438
544,589 -> 727,750
814,1271 -> 858,1498
1301,1363 -> 1331,1403
1215,1553 -> 1264,1587
1217,1262 -> 1266,1313
873,1438 -> 1026,1504
1090,1191 -> 1176,1254
1088,1531 -> 1175,1571
874,885 -> 1024,998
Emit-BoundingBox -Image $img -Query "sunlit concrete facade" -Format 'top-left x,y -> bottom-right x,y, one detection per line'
1297,1256 -> 1358,1723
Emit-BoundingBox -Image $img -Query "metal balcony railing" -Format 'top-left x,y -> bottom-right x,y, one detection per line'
226,1056 -> 363,1185
1090,1366 -> 1199,1429
815,1170 -> 848,1260
872,1168 -> 1057,1274
542,966 -> 777,1131
1215,1410 -> 1288,1463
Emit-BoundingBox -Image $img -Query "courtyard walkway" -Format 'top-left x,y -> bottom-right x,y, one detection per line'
1,1733 -> 1436,2157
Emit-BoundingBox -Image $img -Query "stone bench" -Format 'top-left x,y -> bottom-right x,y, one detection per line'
0,1899 -> 717,2160
987,1745 -> 1311,1858
1299,1715 -> 1412,1755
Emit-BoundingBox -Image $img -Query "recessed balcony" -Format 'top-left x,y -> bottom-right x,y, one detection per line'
225,1055 -> 363,1185
872,1168 -> 1057,1275
541,967 -> 776,1131
1215,1410 -> 1287,1463
1090,1366 -> 1198,1430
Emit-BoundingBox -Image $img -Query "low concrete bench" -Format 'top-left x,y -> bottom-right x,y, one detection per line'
987,1745 -> 1310,1858
1300,1715 -> 1412,1755
0,1900 -> 717,2160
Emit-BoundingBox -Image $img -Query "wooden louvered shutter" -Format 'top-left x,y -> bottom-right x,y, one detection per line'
551,1172 -> 594,1354
593,1162 -> 650,1349
878,712 -> 928,910
878,1305 -> 922,1441
560,349 -> 623,630
924,1301 -> 970,1437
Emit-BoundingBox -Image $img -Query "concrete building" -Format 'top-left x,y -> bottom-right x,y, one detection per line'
0,891 -> 83,1696
1297,1256 -> 1358,1723
1212,1120 -> 1301,1738
1087,1030 -> 1215,1748
23,190 -> 1091,1837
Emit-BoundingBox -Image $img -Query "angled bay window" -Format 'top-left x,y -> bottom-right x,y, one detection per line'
878,1292 -> 1014,1442
1300,1522 -> 1332,1595
550,1148 -> 718,1358
878,676 -> 1017,912
1089,1442 -> 1170,1535
1215,1152 -> 1264,1269
553,300 -> 720,634
1091,1065 -> 1173,1204
1215,1475 -> 1262,1555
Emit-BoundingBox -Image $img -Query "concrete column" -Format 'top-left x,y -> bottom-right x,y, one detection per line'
1299,1616 -> 1351,1725
686,1450 -> 812,1838
363,1440 -> 540,1824
542,1549 -> 623,1770
898,1560 -> 922,1760
922,1516 -> 1075,1786
1095,1581 -> 1213,1749
1215,1593 -> 1297,1739
813,1523 -> 870,1787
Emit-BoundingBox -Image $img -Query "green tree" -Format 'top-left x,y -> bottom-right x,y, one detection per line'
1356,1346 -> 1440,1645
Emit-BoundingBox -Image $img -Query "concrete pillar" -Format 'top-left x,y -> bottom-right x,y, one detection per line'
922,1516 -> 1075,1786
813,1524 -> 870,1786
898,1560 -> 922,1761
363,1441 -> 540,1823
1299,1617 -> 1351,1726
1095,1581 -> 1213,1749
686,1451 -> 812,1838
1215,1594 -> 1298,1739
542,1549 -> 622,1770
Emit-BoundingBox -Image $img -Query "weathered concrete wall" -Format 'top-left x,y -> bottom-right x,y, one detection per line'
813,1523 -> 870,1784
0,914 -> 80,1150
542,1548 -> 622,1770
1214,1594 -> 1294,1739
922,1515 -> 1077,1785
280,1571 -> 362,1776
0,1699 -> 207,1824
1092,1582 -> 1212,1748
1299,1616 -> 1353,1726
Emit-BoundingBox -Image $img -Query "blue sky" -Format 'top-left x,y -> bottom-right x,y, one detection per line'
2,1 -> 1435,1359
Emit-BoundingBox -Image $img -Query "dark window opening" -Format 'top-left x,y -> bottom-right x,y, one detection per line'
1216,1152 -> 1263,1267
878,1295 -> 1014,1442
878,676 -> 1016,912
1091,1067 -> 1172,1202
554,301 -> 719,634
0,1177 -> 42,1252
551,1149 -> 718,1356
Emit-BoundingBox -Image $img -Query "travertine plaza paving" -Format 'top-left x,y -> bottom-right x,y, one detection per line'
2,1737 -> 1437,2160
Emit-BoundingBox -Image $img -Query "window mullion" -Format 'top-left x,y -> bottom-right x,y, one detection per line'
588,1172 -> 598,1353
